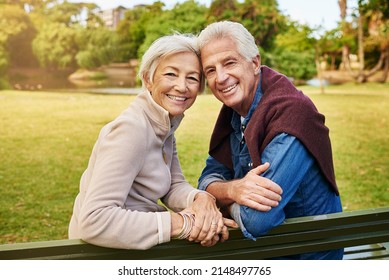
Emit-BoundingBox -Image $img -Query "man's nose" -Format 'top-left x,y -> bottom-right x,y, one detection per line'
215,68 -> 228,84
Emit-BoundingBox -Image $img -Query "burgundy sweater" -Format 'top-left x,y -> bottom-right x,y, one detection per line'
209,66 -> 339,195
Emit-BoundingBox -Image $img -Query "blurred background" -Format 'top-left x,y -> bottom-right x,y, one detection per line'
1,0 -> 388,93
0,0 -> 388,244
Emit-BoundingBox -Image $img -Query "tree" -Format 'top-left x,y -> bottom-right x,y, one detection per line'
338,0 -> 360,75
116,3 -> 164,61
75,28 -> 118,69
42,1 -> 99,27
32,22 -> 78,69
271,21 -> 317,81
359,0 -> 389,82
237,0 -> 284,51
30,1 -> 114,70
317,28 -> 344,70
138,0 -> 207,58
339,0 -> 389,82
206,0 -> 238,22
0,4 -> 36,87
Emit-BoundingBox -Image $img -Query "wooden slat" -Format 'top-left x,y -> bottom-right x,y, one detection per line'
344,243 -> 389,260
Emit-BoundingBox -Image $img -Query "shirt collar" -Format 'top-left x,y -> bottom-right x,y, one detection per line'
231,72 -> 263,132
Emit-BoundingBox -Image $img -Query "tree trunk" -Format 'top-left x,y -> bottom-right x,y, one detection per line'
356,10 -> 366,83
378,48 -> 389,83
315,55 -> 325,94
331,53 -> 336,70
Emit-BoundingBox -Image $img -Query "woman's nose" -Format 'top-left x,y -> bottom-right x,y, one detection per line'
175,77 -> 187,92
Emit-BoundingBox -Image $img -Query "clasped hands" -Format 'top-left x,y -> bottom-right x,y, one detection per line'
172,162 -> 282,247
172,192 -> 238,247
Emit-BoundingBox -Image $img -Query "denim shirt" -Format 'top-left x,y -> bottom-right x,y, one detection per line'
198,78 -> 343,260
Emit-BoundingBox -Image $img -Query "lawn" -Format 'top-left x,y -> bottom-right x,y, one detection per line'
0,83 -> 388,244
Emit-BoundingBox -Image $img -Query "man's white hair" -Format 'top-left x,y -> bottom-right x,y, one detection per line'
197,21 -> 260,62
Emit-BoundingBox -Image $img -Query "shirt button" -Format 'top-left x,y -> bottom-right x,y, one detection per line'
241,140 -> 245,145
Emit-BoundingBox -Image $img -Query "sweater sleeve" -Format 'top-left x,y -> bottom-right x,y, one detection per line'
77,118 -> 171,250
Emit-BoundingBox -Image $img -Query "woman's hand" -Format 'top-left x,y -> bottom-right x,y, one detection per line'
186,192 -> 238,245
199,217 -> 239,247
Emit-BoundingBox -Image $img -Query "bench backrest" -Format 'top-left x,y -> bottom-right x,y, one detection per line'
1,207 -> 389,259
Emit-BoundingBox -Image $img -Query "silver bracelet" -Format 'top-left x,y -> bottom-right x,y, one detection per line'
176,212 -> 195,240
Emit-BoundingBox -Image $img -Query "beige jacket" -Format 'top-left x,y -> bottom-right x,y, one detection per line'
68,90 -> 201,249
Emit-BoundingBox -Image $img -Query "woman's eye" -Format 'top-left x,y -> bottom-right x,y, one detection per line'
165,72 -> 177,77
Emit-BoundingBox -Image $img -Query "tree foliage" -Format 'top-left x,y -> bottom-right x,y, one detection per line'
116,2 -> 164,61
75,28 -> 118,69
1,0 -> 388,87
0,4 -> 36,75
138,0 -> 207,58
238,0 -> 284,50
271,21 -> 317,80
32,22 -> 78,69
206,0 -> 238,22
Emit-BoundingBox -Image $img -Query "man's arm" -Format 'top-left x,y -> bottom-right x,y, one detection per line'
198,156 -> 283,212
206,163 -> 283,211
230,133 -> 316,237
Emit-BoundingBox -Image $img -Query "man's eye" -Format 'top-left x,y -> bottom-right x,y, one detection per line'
205,69 -> 215,76
188,76 -> 199,82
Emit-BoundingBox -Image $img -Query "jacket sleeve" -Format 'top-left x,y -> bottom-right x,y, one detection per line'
234,133 -> 315,239
76,118 -> 171,250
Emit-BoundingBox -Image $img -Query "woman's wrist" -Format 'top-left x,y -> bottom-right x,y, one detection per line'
195,191 -> 216,202
170,212 -> 184,237
171,212 -> 195,239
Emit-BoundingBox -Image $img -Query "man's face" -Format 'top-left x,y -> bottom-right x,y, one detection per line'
201,37 -> 260,116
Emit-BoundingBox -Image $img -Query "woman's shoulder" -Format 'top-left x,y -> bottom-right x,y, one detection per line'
99,106 -> 148,141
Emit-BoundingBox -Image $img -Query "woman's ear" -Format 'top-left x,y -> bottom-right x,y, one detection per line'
143,73 -> 152,92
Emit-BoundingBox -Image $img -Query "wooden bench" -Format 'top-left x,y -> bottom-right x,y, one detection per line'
1,207 -> 388,260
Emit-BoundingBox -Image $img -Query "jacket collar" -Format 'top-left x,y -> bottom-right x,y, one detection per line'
136,90 -> 184,140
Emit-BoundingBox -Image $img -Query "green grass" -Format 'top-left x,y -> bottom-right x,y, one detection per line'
0,83 -> 388,244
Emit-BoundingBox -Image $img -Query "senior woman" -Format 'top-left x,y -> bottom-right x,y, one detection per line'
68,34 -> 237,250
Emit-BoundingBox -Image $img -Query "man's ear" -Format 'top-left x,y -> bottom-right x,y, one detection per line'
253,54 -> 261,75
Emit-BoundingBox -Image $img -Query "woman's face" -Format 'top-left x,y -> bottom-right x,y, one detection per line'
145,51 -> 201,118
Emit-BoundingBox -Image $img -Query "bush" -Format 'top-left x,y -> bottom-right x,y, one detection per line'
268,49 -> 317,81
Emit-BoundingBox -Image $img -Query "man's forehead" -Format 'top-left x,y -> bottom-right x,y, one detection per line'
201,38 -> 240,63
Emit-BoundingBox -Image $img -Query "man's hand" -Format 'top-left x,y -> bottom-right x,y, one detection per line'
207,162 -> 283,212
229,162 -> 282,211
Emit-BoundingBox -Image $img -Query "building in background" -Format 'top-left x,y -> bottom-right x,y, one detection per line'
98,6 -> 127,30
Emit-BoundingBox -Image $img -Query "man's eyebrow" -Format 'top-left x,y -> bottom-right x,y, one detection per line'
163,65 -> 200,75
203,64 -> 215,72
204,55 -> 238,67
